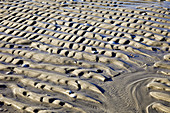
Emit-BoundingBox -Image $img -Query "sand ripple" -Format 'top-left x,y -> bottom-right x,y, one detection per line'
0,0 -> 169,112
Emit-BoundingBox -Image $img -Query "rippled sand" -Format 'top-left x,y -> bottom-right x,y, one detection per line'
0,0 -> 169,113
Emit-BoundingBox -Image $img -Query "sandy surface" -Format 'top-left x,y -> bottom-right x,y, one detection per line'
0,0 -> 169,113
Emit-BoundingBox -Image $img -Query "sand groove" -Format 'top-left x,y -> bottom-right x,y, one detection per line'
0,0 -> 169,113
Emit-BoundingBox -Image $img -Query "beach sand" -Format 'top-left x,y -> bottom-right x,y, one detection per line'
0,0 -> 169,112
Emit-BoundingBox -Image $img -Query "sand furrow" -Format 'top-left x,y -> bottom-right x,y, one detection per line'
1,1 -> 169,37
0,0 -> 169,112
145,77 -> 170,113
1,14 -> 168,53
0,6 -> 169,51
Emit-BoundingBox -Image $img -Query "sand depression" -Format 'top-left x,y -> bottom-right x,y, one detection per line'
0,0 -> 169,113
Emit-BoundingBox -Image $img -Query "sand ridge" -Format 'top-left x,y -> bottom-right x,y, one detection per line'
0,0 -> 169,113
